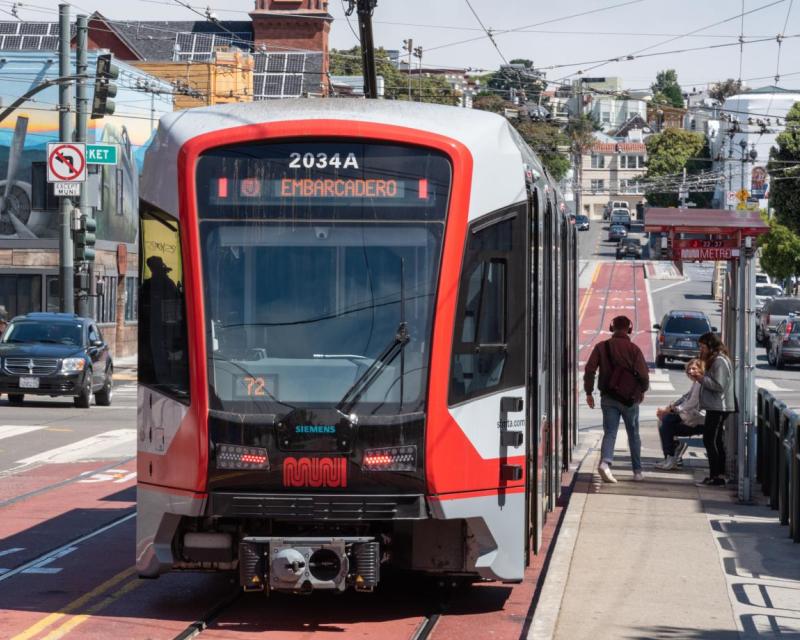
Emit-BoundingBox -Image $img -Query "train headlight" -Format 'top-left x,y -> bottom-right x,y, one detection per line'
362,445 -> 416,472
216,444 -> 270,470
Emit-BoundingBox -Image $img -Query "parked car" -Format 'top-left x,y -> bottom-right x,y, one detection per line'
616,237 -> 642,259
756,272 -> 772,286
757,297 -> 800,346
609,209 -> 632,228
575,214 -> 590,230
755,283 -> 783,310
653,310 -> 717,368
768,314 -> 800,369
0,312 -> 113,407
608,223 -> 628,241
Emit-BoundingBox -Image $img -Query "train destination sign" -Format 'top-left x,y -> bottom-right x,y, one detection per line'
214,177 -> 419,203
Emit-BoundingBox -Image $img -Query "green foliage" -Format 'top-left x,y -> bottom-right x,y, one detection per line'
565,114 -> 600,154
472,94 -> 511,114
767,102 -> 800,233
486,61 -> 545,104
650,69 -> 684,108
708,79 -> 743,102
516,122 -> 571,181
758,217 -> 800,282
329,47 -> 457,104
644,128 -> 707,207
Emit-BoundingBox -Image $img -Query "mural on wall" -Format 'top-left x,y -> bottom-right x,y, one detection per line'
0,58 -> 167,243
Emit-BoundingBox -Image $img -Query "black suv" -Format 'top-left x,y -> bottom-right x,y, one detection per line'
0,312 -> 113,408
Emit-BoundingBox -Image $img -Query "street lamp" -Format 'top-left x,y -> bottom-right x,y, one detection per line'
738,139 -> 758,199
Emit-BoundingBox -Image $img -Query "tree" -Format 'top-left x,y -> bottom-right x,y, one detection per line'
758,218 -> 800,286
650,69 -> 684,108
516,122 -> 571,181
643,128 -> 707,207
767,102 -> 800,232
486,60 -> 546,104
472,94 -> 511,114
709,78 -> 743,102
329,47 -> 457,104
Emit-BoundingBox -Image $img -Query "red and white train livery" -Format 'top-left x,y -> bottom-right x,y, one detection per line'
136,100 -> 577,593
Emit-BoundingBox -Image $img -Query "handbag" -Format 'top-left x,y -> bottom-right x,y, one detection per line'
603,340 -> 643,406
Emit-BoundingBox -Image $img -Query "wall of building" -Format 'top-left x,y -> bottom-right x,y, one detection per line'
0,51 -> 171,356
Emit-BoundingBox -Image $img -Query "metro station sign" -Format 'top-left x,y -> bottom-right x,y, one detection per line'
675,247 -> 740,261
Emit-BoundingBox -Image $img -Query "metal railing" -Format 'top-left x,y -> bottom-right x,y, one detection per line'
757,388 -> 800,542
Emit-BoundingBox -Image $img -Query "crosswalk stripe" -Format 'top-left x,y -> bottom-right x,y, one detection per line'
755,378 -> 787,391
650,382 -> 675,391
15,429 -> 136,465
0,426 -> 46,441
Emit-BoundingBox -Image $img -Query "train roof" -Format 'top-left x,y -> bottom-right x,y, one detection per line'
141,99 -> 551,221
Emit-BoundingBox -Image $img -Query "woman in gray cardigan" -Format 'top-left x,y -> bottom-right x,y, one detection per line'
690,332 -> 735,486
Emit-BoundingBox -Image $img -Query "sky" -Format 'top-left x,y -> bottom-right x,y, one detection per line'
3,0 -> 799,92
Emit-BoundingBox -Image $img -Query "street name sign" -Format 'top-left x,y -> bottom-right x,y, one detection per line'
86,143 -> 119,165
54,182 -> 81,197
47,142 -> 86,183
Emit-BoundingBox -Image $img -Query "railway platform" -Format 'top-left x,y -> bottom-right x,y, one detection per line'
533,383 -> 800,639
535,257 -> 800,638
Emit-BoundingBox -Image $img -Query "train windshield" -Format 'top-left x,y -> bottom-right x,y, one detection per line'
195,141 -> 452,416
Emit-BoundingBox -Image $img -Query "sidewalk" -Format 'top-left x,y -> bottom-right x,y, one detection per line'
533,417 -> 800,639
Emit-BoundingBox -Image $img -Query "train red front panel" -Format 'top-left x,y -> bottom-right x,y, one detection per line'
141,118 -> 521,498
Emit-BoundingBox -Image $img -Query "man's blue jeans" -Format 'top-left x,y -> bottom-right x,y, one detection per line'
600,395 -> 642,472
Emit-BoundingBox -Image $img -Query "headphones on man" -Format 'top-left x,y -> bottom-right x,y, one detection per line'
609,316 -> 633,334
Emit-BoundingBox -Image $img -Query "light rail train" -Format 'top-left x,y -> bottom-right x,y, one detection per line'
136,100 -> 577,594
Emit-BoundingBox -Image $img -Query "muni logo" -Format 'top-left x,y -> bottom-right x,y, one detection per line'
295,425 -> 336,434
283,457 -> 347,488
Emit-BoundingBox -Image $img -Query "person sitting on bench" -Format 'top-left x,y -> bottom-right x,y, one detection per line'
655,358 -> 706,470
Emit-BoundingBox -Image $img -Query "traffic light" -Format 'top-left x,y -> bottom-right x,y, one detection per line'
75,215 -> 97,262
91,54 -> 119,119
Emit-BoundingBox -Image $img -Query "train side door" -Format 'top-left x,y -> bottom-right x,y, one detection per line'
447,206 -> 528,578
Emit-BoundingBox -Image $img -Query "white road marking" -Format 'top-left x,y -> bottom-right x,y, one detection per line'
755,378 -> 788,391
650,382 -> 675,391
15,429 -> 136,465
23,546 -> 77,574
0,513 -> 134,583
0,426 -> 46,441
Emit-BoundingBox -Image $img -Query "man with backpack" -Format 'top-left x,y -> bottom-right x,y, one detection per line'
584,315 -> 650,483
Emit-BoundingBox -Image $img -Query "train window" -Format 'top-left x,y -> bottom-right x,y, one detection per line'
138,202 -> 190,403
449,206 -> 525,405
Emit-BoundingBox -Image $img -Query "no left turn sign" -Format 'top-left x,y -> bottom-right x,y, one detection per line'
47,142 -> 86,183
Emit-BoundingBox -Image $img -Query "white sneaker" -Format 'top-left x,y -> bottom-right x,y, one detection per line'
598,462 -> 618,483
633,471 -> 645,482
655,455 -> 677,470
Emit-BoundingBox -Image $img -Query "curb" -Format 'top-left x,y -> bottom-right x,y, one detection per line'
528,436 -> 600,640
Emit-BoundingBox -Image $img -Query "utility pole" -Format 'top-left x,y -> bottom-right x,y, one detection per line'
75,14 -> 89,317
347,0 -> 378,99
402,38 -> 412,99
58,3 -> 74,314
574,78 -> 584,218
414,46 -> 423,101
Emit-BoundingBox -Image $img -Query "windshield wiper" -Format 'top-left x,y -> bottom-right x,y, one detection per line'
336,321 -> 409,416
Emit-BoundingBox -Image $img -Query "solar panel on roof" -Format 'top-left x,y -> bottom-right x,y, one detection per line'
283,76 -> 302,96
3,35 -> 22,49
267,54 -> 285,73
21,23 -> 48,35
21,36 -> 40,49
41,36 -> 57,50
0,23 -> 16,35
286,54 -> 304,73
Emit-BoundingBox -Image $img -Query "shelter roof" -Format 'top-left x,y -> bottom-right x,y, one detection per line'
644,208 -> 769,235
